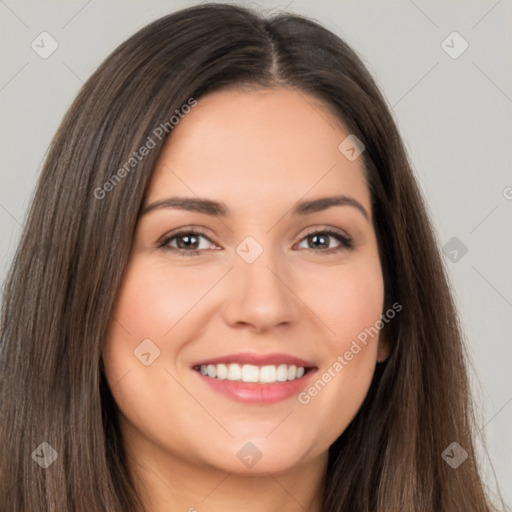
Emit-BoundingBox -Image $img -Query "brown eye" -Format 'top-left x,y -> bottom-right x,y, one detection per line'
296,229 -> 353,253
175,233 -> 200,250
158,230 -> 217,255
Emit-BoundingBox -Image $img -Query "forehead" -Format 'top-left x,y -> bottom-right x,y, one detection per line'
145,87 -> 370,215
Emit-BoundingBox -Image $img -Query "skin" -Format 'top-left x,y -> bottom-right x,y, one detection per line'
102,87 -> 389,512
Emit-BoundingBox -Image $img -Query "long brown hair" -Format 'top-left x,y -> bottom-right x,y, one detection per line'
0,3 -> 499,510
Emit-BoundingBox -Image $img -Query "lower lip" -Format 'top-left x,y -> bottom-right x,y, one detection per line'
193,369 -> 317,404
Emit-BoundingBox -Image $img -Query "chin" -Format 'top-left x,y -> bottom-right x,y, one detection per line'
196,435 -> 317,475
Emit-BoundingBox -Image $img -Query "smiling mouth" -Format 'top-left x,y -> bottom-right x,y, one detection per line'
193,363 -> 313,384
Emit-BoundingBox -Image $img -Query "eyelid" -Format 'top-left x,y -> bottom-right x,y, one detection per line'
299,225 -> 351,241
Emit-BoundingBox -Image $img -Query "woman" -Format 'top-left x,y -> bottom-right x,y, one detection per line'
0,3 -> 499,511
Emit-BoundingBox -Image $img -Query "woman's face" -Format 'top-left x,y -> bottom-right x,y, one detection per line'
102,87 -> 387,476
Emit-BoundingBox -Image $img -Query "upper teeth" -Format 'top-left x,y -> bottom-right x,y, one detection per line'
198,363 -> 306,383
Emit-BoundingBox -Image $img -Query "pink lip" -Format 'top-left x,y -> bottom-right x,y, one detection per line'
191,352 -> 315,368
193,369 -> 318,404
190,352 -> 318,404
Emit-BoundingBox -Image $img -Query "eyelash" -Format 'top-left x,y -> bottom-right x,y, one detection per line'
157,227 -> 354,257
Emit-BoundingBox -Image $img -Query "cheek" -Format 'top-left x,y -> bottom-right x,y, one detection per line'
107,258 -> 217,343
293,255 -> 384,441
101,260 -> 180,392
100,259 -> 207,442
101,258 -> 224,410
298,253 -> 384,350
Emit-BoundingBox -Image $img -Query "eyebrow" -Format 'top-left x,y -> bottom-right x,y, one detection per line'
141,194 -> 369,220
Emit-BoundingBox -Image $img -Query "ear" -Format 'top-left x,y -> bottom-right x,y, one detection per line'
376,331 -> 391,363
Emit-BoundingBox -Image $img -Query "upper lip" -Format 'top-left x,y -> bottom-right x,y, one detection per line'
191,352 -> 316,368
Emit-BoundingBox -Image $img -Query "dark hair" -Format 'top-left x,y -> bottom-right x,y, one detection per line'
0,3 -> 499,511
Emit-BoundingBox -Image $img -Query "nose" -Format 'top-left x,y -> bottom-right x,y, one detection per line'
221,248 -> 301,333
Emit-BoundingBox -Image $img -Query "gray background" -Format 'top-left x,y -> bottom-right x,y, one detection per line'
1,0 -> 511,506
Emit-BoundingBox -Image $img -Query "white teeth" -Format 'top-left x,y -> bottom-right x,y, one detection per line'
276,364 -> 288,382
241,364 -> 259,383
197,363 -> 308,383
207,364 -> 217,378
216,363 -> 228,380
259,365 -> 276,383
227,363 -> 241,380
